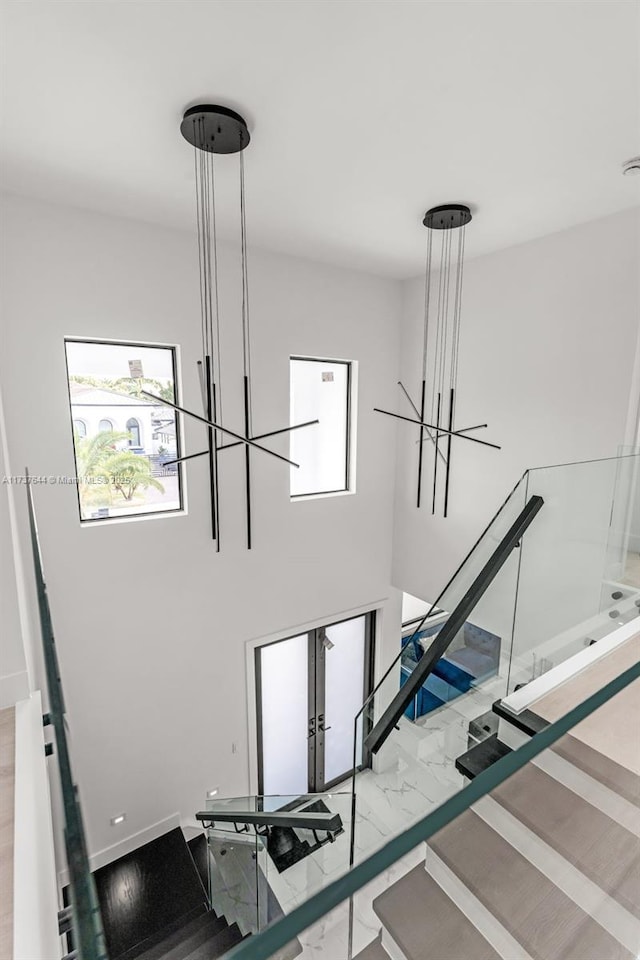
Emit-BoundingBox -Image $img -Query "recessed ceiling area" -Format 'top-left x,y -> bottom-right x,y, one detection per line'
1,0 -> 638,277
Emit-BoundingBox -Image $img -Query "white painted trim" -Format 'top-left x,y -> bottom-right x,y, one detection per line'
424,847 -> 534,960
13,691 -> 61,960
57,811 -> 181,884
474,796 -> 640,954
503,620 -> 640,715
245,598 -> 389,796
0,670 -> 29,709
380,927 -> 408,960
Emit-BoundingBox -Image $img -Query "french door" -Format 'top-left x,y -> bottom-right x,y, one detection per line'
256,612 -> 375,795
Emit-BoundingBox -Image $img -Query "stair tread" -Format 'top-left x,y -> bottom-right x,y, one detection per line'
182,922 -> 244,960
373,864 -> 501,960
118,907 -> 209,960
493,761 -> 640,918
553,733 -> 640,809
95,827 -> 208,959
456,733 -> 512,779
492,699 -> 548,736
354,935 -> 388,960
429,809 -> 633,960
153,915 -> 226,960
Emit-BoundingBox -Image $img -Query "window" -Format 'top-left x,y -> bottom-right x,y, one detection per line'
290,357 -> 352,498
126,417 -> 141,447
64,339 -> 183,522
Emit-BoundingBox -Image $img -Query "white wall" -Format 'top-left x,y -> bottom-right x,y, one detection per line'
0,383 -> 31,706
0,193 -> 402,859
392,208 -> 640,610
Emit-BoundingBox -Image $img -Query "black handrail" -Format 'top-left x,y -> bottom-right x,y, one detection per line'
25,471 -> 108,960
196,807 -> 343,833
364,494 -> 544,755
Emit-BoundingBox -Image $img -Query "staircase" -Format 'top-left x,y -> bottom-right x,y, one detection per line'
356,642 -> 640,960
66,827 -> 246,960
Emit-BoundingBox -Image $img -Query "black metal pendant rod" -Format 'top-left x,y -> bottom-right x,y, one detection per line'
164,449 -> 209,467
398,380 -> 446,465
217,419 -> 319,452
243,375 -> 252,550
373,408 -> 501,451
444,387 -> 455,518
419,422 -> 488,442
206,356 -> 221,549
165,421 -> 320,465
432,391 -> 442,514
142,391 -> 301,467
416,380 -> 427,509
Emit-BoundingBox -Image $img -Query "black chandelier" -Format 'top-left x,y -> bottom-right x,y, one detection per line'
143,105 -> 317,550
375,204 -> 500,517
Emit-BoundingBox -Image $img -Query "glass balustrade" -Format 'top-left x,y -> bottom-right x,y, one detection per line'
222,646 -> 640,960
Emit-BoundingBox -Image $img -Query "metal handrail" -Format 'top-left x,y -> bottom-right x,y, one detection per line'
26,472 -> 108,960
196,807 -> 343,833
364,494 -> 544,755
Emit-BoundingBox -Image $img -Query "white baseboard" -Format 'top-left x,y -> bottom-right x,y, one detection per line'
0,670 -> 29,709
58,811 -> 181,885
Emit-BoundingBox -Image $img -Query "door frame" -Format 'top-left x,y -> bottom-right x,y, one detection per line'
253,610 -> 376,796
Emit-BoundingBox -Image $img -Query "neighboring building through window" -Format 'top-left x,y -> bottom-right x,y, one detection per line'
290,356 -> 352,498
64,339 -> 183,522
126,417 -> 141,447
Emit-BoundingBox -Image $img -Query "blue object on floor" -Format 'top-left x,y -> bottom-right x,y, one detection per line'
400,620 -> 501,722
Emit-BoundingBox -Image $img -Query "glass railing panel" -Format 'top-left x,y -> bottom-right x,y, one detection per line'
206,821 -> 264,936
224,651 -> 640,960
363,473 -> 529,737
509,453 -> 640,693
351,487 -> 532,863
203,791 -> 353,938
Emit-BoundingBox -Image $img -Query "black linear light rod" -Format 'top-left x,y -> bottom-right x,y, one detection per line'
420,422 -> 488,442
163,449 -> 209,467
398,380 -> 446,466
141,391 -> 300,468
218,418 -> 320,452
364,494 -> 544,756
374,407 -> 501,451
164,419 -> 320,464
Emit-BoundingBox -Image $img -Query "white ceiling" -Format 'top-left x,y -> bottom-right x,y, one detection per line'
1,0 -> 639,277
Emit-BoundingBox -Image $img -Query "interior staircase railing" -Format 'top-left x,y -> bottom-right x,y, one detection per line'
25,471 -> 108,960
364,494 -> 544,755
220,658 -> 640,960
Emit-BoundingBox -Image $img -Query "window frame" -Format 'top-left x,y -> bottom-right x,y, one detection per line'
289,355 -> 353,500
64,336 -> 184,525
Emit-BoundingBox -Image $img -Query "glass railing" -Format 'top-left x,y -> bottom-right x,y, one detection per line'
347,471 -> 538,872
345,452 -> 640,875
508,452 -> 640,692
221,647 -> 640,959
26,474 -> 108,960
198,792 -> 353,940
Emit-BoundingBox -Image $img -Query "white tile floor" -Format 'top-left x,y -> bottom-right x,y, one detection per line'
266,668 -> 515,958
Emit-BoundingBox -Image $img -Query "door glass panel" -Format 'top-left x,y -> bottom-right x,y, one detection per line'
258,634 -> 309,795
323,617 -> 366,785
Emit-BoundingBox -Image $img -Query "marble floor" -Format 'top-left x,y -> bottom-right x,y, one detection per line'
265,668 -> 515,958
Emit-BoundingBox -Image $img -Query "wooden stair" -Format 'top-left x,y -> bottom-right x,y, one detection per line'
356,721 -> 640,960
